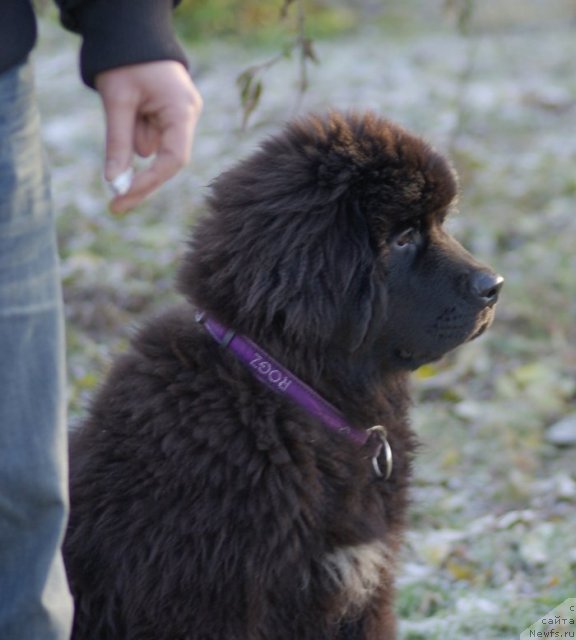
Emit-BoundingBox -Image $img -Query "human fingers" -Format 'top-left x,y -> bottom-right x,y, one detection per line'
110,97 -> 200,213
97,83 -> 138,182
135,120 -> 161,158
96,62 -> 202,213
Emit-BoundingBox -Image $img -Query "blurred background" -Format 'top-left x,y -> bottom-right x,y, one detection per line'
36,1 -> 575,637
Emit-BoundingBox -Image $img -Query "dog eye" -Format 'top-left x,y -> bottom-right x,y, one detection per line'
394,226 -> 420,248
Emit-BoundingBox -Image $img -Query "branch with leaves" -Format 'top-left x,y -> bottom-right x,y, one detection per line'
236,0 -> 318,129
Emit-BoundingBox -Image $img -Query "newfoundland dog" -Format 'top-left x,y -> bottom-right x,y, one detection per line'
64,111 -> 503,639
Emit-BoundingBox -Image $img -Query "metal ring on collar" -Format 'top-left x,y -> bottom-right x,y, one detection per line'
367,425 -> 393,480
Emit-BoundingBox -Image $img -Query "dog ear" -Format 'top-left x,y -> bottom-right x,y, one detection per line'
336,262 -> 387,354
242,198 -> 387,354
179,180 -> 387,356
325,200 -> 388,353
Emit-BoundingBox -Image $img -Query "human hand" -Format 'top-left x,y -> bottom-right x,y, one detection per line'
95,61 -> 203,214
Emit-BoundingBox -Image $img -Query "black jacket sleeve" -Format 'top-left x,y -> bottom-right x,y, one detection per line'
55,0 -> 188,88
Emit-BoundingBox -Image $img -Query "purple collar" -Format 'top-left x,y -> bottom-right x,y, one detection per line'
196,312 -> 393,479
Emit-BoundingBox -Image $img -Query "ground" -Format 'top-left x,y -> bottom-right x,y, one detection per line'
35,10 -> 575,640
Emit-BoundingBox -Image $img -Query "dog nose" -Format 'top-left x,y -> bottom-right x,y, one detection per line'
471,271 -> 504,306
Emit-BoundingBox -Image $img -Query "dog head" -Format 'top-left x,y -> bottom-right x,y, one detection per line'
180,111 -> 502,372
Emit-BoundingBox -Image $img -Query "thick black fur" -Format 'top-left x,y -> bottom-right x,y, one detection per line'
64,112 -> 502,640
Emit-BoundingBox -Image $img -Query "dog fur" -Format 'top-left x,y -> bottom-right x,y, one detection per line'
63,111 -> 501,639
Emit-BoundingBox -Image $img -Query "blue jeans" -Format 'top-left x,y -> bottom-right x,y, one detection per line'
0,59 -> 73,640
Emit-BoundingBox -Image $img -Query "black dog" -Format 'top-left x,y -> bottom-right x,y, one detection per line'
64,111 -> 502,639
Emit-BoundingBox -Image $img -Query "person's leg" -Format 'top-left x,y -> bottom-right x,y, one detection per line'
0,59 -> 73,640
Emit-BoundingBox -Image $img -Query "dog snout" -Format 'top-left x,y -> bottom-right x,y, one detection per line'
470,270 -> 504,307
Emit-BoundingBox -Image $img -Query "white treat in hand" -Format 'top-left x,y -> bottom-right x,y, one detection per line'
107,168 -> 134,197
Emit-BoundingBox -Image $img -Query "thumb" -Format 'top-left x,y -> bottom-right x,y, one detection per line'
101,94 -> 137,181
